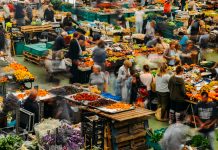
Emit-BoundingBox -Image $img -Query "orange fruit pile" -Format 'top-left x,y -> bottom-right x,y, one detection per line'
14,70 -> 34,81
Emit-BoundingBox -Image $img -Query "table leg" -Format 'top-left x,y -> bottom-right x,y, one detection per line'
191,104 -> 197,128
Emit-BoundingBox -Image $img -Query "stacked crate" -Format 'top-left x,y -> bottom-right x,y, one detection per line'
111,118 -> 147,150
82,113 -> 105,149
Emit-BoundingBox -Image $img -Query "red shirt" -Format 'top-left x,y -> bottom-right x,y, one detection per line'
8,4 -> 15,12
164,2 -> 171,13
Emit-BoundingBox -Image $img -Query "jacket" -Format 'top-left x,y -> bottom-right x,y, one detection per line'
67,39 -> 80,60
92,46 -> 106,64
168,75 -> 186,102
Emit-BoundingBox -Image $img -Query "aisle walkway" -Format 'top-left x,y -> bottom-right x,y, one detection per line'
15,56 -> 218,148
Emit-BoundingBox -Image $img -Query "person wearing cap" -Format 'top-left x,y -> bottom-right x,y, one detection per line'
63,12 -> 79,29
23,89 -> 39,123
44,4 -> 54,22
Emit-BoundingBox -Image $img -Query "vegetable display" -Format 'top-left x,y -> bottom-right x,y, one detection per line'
49,86 -> 84,96
0,135 -> 23,150
71,93 -> 100,101
190,135 -> 210,149
88,98 -> 116,107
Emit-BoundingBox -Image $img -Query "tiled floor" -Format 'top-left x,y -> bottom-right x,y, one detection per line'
14,55 -> 218,149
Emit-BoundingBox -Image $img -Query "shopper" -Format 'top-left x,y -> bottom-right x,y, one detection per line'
199,29 -> 209,61
67,32 -> 82,83
164,41 -> 181,66
168,66 -> 186,124
115,60 -> 132,103
14,3 -> 25,26
180,0 -> 186,11
63,12 -> 80,29
144,20 -> 156,44
194,92 -> 217,150
2,2 -> 10,23
44,4 -> 54,22
23,89 -> 39,123
89,65 -> 106,92
179,32 -> 189,51
140,64 -> 154,107
0,27 -> 5,52
190,18 -> 200,36
180,41 -> 197,65
135,7 -> 144,33
156,63 -> 171,121
92,40 -> 106,71
25,2 -> 33,24
163,0 -> 171,17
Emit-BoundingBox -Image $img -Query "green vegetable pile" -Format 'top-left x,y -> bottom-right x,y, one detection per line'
190,135 -> 210,149
114,26 -> 121,30
150,128 -> 166,143
0,135 -> 23,150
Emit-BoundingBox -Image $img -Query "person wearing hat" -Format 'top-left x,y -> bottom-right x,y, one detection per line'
44,4 -> 54,22
63,12 -> 79,29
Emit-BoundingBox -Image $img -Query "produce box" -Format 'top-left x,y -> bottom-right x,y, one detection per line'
23,43 -> 48,57
46,41 -> 54,49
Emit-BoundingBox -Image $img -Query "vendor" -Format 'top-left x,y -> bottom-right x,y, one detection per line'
25,1 -> 33,24
53,31 -> 67,51
92,40 -> 106,71
23,89 -> 39,123
63,12 -> 80,29
44,4 -> 54,22
89,65 -> 106,92
116,10 -> 126,28
193,92 -> 216,150
180,41 -> 198,65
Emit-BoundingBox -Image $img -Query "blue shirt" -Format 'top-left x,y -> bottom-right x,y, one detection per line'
179,35 -> 188,51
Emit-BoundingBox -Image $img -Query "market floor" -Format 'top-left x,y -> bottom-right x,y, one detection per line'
14,56 -> 218,148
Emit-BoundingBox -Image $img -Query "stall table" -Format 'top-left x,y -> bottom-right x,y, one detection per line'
80,106 -> 154,149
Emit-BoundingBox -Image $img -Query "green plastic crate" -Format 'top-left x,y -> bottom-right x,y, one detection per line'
46,41 -> 54,49
15,42 -> 25,55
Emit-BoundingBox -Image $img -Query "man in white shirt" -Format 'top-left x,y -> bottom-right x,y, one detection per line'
135,7 -> 144,33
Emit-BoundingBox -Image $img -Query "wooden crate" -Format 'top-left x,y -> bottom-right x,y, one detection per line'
117,136 -> 146,150
23,51 -> 45,65
21,24 -> 52,33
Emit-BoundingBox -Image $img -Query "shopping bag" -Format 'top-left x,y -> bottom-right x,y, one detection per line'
58,59 -> 67,70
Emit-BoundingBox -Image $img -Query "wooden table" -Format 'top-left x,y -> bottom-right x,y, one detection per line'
80,106 -> 154,122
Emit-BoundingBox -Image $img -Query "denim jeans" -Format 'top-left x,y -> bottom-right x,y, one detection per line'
200,131 -> 215,150
136,21 -> 143,33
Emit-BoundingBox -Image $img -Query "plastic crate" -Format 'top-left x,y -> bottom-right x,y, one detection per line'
15,42 -> 25,55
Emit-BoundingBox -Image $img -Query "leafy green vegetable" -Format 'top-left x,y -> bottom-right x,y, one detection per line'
114,26 -> 121,30
0,135 -> 23,150
190,135 -> 210,149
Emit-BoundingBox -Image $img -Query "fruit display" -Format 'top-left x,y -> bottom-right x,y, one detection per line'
9,63 -> 28,71
71,92 -> 100,102
89,86 -> 101,94
49,85 -> 84,96
88,98 -> 116,107
0,76 -> 8,83
25,89 -> 49,97
14,70 -> 34,81
105,102 -> 132,110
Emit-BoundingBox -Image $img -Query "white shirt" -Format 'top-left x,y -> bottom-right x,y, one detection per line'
3,5 -> 10,19
140,72 -> 153,91
135,10 -> 144,22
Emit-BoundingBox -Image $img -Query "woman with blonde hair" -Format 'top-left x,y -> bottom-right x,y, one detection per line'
164,40 -> 180,66
155,63 -> 171,121
115,60 -> 132,103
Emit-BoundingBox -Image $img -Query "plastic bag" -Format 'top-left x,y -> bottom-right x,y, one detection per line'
58,59 -> 67,70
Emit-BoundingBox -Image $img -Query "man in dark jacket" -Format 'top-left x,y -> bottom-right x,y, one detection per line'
168,66 -> 187,124
44,4 -> 54,22
67,32 -> 84,83
23,89 -> 39,124
14,3 -> 25,26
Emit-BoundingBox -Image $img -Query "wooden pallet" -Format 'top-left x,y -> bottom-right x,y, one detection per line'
23,51 -> 45,65
21,24 -> 52,33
